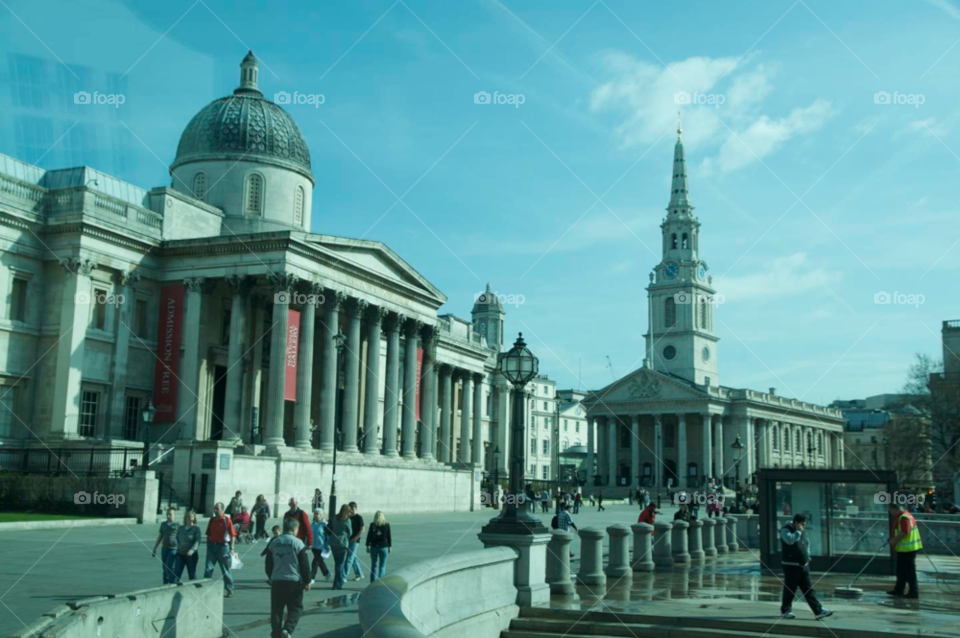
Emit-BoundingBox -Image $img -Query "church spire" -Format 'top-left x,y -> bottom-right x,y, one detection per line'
235,50 -> 262,97
668,111 -> 692,214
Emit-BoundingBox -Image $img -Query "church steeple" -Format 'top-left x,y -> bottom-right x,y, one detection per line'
668,112 -> 692,215
235,50 -> 262,97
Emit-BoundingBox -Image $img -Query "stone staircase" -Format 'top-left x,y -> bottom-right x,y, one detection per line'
502,607 -> 915,638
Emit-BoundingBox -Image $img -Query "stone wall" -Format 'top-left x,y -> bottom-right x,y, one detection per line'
9,580 -> 222,638
358,546 -> 519,638
0,471 -> 158,523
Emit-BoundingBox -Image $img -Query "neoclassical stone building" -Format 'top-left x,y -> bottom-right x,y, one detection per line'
585,124 -> 845,491
0,53 -> 558,513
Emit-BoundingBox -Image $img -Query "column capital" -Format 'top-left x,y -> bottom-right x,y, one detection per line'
323,289 -> 347,311
225,274 -> 256,297
677,413 -> 687,424
403,317 -> 422,337
631,414 -> 640,424
347,297 -> 369,318
184,277 -> 210,293
439,363 -> 454,376
114,270 -> 140,287
419,323 -> 436,343
267,272 -> 299,293
383,311 -> 404,332
294,279 -> 325,305
60,257 -> 97,276
366,304 -> 387,324
472,371 -> 485,384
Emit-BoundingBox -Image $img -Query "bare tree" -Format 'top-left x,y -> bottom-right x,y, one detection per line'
900,353 -> 960,490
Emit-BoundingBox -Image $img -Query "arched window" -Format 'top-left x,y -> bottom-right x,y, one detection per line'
293,186 -> 304,226
817,433 -> 823,454
192,172 -> 207,200
699,297 -> 707,329
671,233 -> 678,249
245,173 -> 264,215
682,233 -> 689,249
772,425 -> 779,450
795,431 -> 801,452
664,297 -> 676,327
784,429 -> 790,451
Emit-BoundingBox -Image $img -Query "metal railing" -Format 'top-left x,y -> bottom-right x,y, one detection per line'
0,447 -> 144,477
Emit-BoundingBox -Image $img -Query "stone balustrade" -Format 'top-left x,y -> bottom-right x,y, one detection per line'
688,518 -> 705,561
714,516 -> 728,554
671,520 -> 691,567
702,517 -> 717,557
653,520 -> 674,568
576,527 -> 607,588
725,517 -> 738,553
546,530 -> 575,596
631,523 -> 655,572
605,525 -> 632,581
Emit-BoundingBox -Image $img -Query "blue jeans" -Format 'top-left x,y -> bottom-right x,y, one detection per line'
174,552 -> 199,583
203,543 -> 234,592
369,547 -> 388,583
332,547 -> 347,589
161,548 -> 178,584
344,541 -> 363,578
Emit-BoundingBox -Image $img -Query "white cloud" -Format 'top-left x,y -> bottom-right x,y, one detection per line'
907,117 -> 951,137
702,100 -> 834,173
927,0 -> 960,20
715,253 -> 842,301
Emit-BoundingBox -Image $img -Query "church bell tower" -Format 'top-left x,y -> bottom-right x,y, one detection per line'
644,117 -> 720,386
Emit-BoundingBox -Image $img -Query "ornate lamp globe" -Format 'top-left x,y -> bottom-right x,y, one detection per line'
731,434 -> 744,451
498,333 -> 539,388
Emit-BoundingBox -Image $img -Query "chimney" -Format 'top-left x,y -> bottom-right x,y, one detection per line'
769,387 -> 776,396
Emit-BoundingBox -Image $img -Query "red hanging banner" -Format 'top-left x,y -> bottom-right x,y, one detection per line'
415,347 -> 423,420
284,309 -> 300,402
152,284 -> 185,423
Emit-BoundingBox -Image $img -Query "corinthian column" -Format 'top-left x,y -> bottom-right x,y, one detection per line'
224,275 -> 254,442
176,276 -> 207,442
472,373 -> 484,466
439,365 -> 453,463
318,290 -> 344,451
382,313 -> 403,457
293,282 -> 321,449
266,273 -> 298,449
401,319 -> 421,459
342,298 -> 366,453
108,270 -> 139,439
419,326 -> 436,461
459,372 -> 472,463
363,305 -> 385,454
678,413 -> 688,488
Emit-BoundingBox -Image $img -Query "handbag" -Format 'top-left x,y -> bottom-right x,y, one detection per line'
229,551 -> 244,570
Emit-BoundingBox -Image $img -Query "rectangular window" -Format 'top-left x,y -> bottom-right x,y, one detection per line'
576,422 -> 580,433
10,278 -> 28,322
123,395 -> 141,441
79,390 -> 100,437
134,299 -> 148,338
0,386 -> 17,437
529,464 -> 536,476
542,439 -> 549,455
92,288 -> 107,330
541,465 -> 549,480
543,401 -> 548,410
530,438 -> 536,454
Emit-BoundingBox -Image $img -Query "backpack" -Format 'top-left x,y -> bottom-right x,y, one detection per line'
550,515 -> 559,530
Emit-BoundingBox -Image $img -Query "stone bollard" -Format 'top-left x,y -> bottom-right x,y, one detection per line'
714,516 -> 728,554
671,520 -> 691,567
577,527 -> 607,587
605,525 -> 633,581
653,521 -> 673,569
688,519 -> 705,561
546,530 -> 575,595
726,517 -> 738,553
702,517 -> 717,558
630,523 -> 655,572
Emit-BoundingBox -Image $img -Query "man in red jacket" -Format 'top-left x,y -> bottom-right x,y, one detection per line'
283,497 -> 313,548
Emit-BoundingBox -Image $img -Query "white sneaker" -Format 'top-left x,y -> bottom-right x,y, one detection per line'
781,611 -> 795,619
815,609 -> 833,621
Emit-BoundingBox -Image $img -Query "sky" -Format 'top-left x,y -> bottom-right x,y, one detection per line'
1,0 -> 957,403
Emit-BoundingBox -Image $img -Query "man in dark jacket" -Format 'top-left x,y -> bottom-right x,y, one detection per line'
266,517 -> 312,638
283,497 -> 313,548
779,514 -> 833,620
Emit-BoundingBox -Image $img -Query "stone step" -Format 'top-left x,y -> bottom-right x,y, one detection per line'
505,620 -> 786,638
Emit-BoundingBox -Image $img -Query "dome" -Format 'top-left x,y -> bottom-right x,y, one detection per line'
171,51 -> 314,183
473,283 -> 505,314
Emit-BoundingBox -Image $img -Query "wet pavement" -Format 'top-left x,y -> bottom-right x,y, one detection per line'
543,552 -> 960,637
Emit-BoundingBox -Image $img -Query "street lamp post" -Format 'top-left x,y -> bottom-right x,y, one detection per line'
140,398 -> 156,469
554,395 -> 561,515
328,331 -> 347,521
481,333 -> 546,534
493,446 -> 501,508
731,434 -> 745,496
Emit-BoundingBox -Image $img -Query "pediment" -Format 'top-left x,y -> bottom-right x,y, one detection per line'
593,367 -> 706,404
305,234 -> 446,304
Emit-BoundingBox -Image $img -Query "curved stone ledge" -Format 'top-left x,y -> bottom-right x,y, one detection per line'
358,547 -> 519,638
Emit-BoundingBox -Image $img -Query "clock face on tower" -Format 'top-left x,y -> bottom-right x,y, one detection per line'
697,265 -> 706,281
664,262 -> 679,279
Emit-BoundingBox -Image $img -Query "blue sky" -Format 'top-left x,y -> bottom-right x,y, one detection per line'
2,0 -> 958,402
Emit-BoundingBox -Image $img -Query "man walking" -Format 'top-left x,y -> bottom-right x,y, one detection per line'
344,502 -> 365,581
886,500 -> 923,599
779,514 -> 832,620
596,490 -> 605,512
283,498 -> 314,549
204,502 -> 237,597
266,517 -> 312,638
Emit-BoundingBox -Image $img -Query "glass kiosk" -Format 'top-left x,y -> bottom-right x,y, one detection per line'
758,468 -> 898,575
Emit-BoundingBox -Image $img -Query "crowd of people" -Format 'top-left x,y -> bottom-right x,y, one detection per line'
149,488 -> 393,638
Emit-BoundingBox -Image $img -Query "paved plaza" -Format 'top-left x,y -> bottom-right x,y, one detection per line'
2,503 -> 958,638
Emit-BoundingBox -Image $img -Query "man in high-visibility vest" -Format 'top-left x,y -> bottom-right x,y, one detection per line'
886,501 -> 922,599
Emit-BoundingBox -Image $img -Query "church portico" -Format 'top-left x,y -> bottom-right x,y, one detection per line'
585,120 -> 844,495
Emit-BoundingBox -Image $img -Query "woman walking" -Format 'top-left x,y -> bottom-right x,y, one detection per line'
328,505 -> 353,590
311,509 -> 331,582
366,511 -> 392,583
174,510 -> 202,582
252,494 -> 271,540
